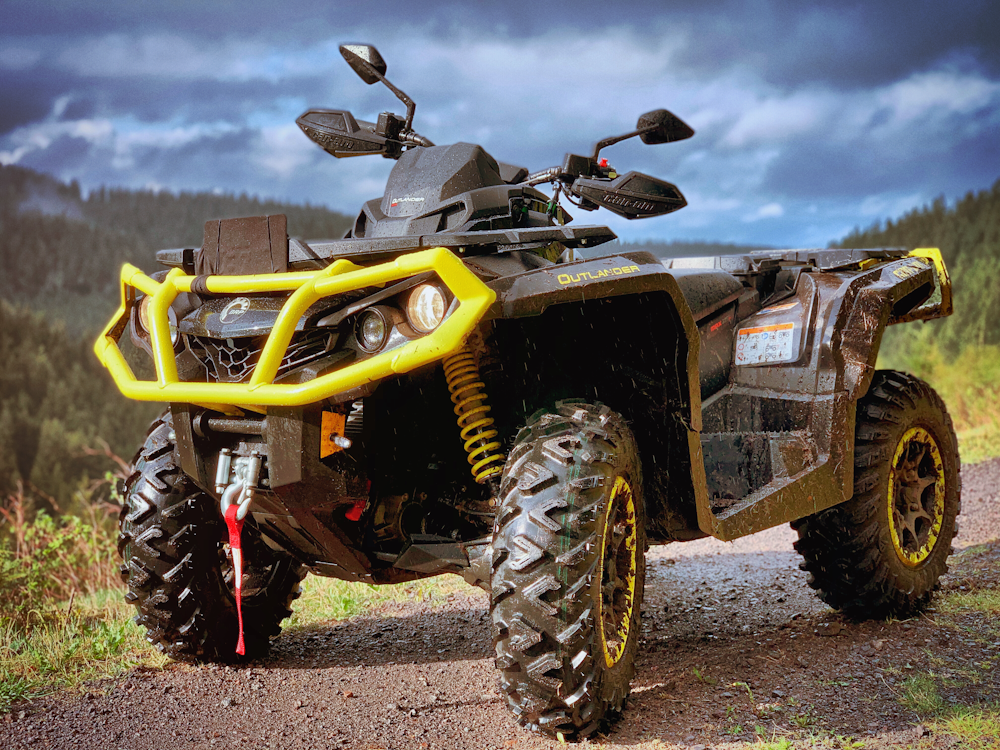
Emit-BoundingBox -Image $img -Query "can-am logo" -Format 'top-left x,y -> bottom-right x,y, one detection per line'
220,297 -> 251,323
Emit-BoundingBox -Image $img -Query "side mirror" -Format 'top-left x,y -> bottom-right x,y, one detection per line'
592,109 -> 695,159
338,42 -> 419,133
340,44 -> 387,85
637,109 -> 695,144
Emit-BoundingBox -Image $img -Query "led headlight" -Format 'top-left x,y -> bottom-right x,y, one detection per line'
357,308 -> 389,352
137,295 -> 178,345
405,283 -> 447,333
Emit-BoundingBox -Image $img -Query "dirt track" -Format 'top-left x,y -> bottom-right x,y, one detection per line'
4,458 -> 1000,750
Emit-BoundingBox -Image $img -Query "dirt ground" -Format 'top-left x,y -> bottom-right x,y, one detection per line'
4,459 -> 1000,750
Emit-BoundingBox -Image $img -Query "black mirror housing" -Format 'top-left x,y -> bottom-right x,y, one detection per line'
637,109 -> 694,144
340,44 -> 388,85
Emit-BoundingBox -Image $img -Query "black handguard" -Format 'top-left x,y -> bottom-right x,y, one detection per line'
297,109 -> 397,158
569,171 -> 687,219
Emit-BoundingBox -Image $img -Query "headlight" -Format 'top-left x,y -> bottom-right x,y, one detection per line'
357,308 -> 389,352
137,295 -> 179,346
405,283 -> 447,333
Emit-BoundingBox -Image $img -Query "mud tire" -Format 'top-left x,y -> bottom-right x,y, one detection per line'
491,401 -> 645,740
118,413 -> 304,661
793,371 -> 960,618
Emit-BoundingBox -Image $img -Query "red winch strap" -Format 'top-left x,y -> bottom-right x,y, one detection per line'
224,504 -> 246,656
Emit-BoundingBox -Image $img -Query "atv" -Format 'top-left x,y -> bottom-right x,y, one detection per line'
96,44 -> 959,740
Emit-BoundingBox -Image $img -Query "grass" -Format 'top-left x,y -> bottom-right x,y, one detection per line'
0,572 -> 474,713
0,590 -> 169,711
289,574 -> 472,628
895,666 -> 1000,747
877,342 -> 1000,464
936,708 -> 1000,750
750,739 -> 795,750
900,673 -> 946,716
890,561 -> 1000,749
937,588 -> 1000,617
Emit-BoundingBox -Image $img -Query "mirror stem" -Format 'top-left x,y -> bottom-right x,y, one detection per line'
367,68 -> 417,132
592,124 -> 658,160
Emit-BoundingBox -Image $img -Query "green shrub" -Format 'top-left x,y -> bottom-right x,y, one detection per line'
0,487 -> 119,626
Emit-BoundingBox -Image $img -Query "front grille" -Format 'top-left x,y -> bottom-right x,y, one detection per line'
187,329 -> 335,383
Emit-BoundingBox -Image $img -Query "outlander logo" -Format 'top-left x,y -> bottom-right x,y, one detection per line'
557,264 -> 641,285
220,297 -> 251,323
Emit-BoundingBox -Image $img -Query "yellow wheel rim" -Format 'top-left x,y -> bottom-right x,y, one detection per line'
887,426 -> 946,567
597,476 -> 638,668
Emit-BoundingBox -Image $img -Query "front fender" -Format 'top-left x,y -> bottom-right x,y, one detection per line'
485,251 -> 711,541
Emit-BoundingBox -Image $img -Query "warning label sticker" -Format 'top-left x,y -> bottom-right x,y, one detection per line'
735,322 -> 795,365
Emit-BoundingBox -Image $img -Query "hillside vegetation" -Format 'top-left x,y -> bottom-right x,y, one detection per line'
0,164 -> 353,333
0,165 -> 353,505
837,179 -> 1000,356
838,179 -> 1000,462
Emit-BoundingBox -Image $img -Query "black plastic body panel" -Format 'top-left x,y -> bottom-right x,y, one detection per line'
286,225 -> 617,267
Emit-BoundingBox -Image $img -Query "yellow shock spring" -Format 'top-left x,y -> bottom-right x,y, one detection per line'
442,346 -> 505,485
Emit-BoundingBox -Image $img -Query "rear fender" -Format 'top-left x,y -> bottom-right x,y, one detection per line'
698,248 -> 951,541
839,249 -> 947,400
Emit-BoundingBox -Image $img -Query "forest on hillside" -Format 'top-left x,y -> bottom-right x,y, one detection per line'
1,165 -> 998,511
0,164 -> 355,333
0,165 -> 355,510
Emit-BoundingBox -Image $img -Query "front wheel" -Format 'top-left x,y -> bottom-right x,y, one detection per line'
491,401 -> 645,740
118,413 -> 305,661
793,371 -> 961,618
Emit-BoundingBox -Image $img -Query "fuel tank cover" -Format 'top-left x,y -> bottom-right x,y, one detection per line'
381,143 -> 504,218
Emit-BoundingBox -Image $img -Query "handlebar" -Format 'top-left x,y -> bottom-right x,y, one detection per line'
521,167 -> 563,186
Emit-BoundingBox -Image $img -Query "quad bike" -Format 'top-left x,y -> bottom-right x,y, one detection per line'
97,44 -> 959,739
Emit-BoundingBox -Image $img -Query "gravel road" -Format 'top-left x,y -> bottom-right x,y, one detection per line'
4,458 -> 999,750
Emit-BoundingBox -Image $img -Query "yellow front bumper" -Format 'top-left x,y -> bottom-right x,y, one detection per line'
94,247 -> 496,410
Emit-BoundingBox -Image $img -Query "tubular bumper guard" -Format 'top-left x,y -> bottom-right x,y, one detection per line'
93,247 -> 496,409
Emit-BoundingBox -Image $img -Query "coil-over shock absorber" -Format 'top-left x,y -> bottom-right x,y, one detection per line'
443,345 -> 505,487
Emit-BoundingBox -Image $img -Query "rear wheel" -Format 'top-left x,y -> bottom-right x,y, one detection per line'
118,413 -> 304,661
491,401 -> 645,739
793,371 -> 960,617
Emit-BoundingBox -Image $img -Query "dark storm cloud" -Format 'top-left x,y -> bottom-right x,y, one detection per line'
1,63 -> 329,129
95,77 -> 324,124
4,0 -> 997,84
0,69 -> 73,135
1,0 -> 997,246
669,0 -> 1000,88
761,117 -> 1000,202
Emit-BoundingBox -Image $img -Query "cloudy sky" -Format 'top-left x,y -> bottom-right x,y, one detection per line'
2,0 -> 998,246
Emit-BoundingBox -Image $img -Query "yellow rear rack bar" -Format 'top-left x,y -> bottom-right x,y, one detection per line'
907,247 -> 953,318
94,247 -> 496,409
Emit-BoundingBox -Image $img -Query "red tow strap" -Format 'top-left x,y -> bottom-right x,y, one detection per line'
224,504 -> 245,655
